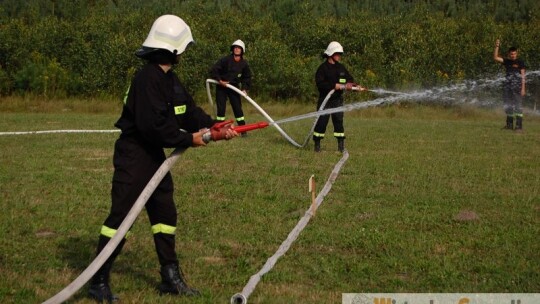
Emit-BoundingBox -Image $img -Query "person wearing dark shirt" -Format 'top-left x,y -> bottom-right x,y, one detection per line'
314,41 -> 366,152
210,40 -> 252,136
88,15 -> 238,303
493,39 -> 527,131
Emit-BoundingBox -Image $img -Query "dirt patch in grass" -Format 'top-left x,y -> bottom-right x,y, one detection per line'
454,210 -> 479,222
35,229 -> 56,237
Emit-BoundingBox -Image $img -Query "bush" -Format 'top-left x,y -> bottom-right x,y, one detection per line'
13,52 -> 70,98
0,65 -> 12,96
0,1 -> 538,101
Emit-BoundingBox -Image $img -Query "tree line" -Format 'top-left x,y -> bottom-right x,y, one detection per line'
0,0 -> 538,101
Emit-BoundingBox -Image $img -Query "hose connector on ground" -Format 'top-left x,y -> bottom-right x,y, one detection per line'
231,293 -> 247,304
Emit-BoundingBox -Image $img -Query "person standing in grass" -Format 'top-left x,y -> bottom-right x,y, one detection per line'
493,39 -> 527,131
313,41 -> 366,152
88,15 -> 238,303
210,39 -> 252,136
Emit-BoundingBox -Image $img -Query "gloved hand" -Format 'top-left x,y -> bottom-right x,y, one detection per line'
202,120 -> 238,143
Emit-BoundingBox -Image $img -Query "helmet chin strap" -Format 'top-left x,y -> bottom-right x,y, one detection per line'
330,53 -> 341,63
328,56 -> 336,64
233,51 -> 243,61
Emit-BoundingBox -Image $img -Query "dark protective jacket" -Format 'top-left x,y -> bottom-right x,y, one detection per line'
210,54 -> 252,90
116,63 -> 215,149
503,58 -> 526,91
315,61 -> 354,101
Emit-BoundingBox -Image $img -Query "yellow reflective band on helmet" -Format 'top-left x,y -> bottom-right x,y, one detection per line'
152,24 -> 193,54
339,78 -> 346,84
313,132 -> 325,138
334,132 -> 345,137
123,84 -> 131,104
174,105 -> 186,115
236,116 -> 245,122
151,223 -> 176,235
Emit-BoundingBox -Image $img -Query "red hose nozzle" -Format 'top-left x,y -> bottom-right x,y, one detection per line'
203,120 -> 269,143
233,122 -> 269,133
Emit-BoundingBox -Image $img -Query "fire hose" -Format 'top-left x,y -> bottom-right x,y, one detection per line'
40,82 -> 361,303
206,79 -> 363,148
206,79 -> 303,147
42,148 -> 185,304
41,122 -> 268,304
230,150 -> 350,304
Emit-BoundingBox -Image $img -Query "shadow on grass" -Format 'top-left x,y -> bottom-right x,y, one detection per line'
55,236 -> 158,301
58,236 -> 95,271
52,236 -> 94,302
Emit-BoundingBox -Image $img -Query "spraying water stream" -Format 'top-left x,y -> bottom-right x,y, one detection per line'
272,70 -> 540,126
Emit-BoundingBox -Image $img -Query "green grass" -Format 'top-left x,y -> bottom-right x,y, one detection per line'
0,99 -> 539,304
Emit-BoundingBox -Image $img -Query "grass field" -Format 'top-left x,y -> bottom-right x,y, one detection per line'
1,98 -> 539,303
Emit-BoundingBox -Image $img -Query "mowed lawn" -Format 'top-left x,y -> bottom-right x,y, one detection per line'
1,101 -> 539,304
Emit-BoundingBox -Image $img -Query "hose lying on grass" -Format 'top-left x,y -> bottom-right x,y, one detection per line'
230,150 -> 350,304
42,148 -> 185,304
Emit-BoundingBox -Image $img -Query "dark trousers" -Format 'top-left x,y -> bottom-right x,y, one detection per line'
96,136 -> 178,267
216,85 -> 245,124
503,86 -> 523,116
313,97 -> 344,139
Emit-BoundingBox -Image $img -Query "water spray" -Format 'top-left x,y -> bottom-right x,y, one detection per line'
206,79 -> 305,147
4,72 -> 538,137
8,71 -> 539,303
268,70 -> 540,126
207,71 -> 540,149
205,79 -> 364,148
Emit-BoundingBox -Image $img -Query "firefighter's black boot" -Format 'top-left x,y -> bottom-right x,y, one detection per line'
337,138 -> 345,153
504,116 -> 513,130
158,264 -> 200,296
515,116 -> 523,131
88,261 -> 118,303
314,139 -> 321,152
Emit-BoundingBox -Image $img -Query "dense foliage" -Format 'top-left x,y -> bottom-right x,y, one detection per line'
0,0 -> 539,101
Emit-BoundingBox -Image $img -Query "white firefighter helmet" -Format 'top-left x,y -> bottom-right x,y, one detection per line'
324,41 -> 344,57
231,39 -> 246,53
136,15 -> 194,58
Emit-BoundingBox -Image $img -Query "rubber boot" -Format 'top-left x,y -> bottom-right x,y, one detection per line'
515,116 -> 523,131
314,139 -> 321,152
504,116 -> 513,130
158,264 -> 200,296
88,261 -> 118,303
337,138 -> 345,153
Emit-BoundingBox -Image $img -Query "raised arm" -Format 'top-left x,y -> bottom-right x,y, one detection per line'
493,39 -> 504,63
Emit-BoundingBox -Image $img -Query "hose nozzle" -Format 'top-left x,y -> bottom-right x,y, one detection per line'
230,293 -> 247,304
203,120 -> 269,143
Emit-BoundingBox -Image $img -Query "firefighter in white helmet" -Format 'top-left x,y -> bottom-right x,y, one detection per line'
313,41 -> 366,152
88,15 -> 238,303
210,39 -> 252,136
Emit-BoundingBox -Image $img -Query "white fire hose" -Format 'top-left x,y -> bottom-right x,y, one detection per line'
42,148 -> 186,304
230,150 -> 350,304
37,83 -> 358,303
206,79 -> 344,148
